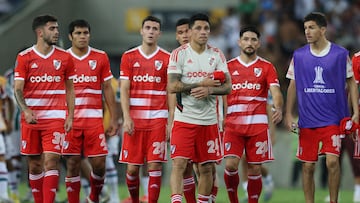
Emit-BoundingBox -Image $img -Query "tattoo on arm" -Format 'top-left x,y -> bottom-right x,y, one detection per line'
168,73 -> 199,94
14,89 -> 28,112
209,73 -> 232,95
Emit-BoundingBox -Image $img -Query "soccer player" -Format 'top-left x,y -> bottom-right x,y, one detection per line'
172,17 -> 197,203
172,17 -> 221,202
175,18 -> 191,46
62,19 -> 118,203
345,50 -> 360,202
0,77 -> 12,202
223,26 -> 283,203
3,68 -> 22,203
168,13 -> 231,203
240,91 -> 276,202
13,14 -> 75,203
118,15 -> 170,203
102,77 -> 122,203
285,12 -> 359,203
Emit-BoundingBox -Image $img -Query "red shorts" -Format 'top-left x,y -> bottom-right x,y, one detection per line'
21,125 -> 65,155
170,121 -> 222,164
118,126 -> 167,165
223,129 -> 274,163
354,136 -> 360,159
297,125 -> 341,162
62,126 -> 108,157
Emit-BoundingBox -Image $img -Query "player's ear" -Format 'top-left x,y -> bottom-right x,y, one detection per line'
68,33 -> 73,41
35,27 -> 42,37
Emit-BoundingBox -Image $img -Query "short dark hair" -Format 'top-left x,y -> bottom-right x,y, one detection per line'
176,18 -> 190,28
239,26 -> 261,38
189,13 -> 209,28
142,15 -> 162,30
304,12 -> 327,28
68,19 -> 91,34
32,14 -> 57,31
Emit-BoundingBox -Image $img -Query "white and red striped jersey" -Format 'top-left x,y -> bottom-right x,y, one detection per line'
120,46 -> 169,129
14,45 -> 76,129
68,47 -> 113,129
168,43 -> 228,125
226,56 -> 279,136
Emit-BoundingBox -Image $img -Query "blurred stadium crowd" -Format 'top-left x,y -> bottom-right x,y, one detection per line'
208,0 -> 360,94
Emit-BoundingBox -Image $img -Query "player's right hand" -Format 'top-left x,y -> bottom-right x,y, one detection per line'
24,109 -> 37,124
285,114 -> 298,134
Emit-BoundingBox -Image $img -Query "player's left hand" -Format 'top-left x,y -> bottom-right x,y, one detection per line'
190,86 -> 212,99
200,78 -> 221,87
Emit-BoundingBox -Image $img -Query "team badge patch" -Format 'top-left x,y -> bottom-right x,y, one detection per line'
209,57 -> 215,66
170,145 -> 176,154
89,60 -> 97,70
53,59 -> 61,70
225,142 -> 231,151
123,150 -> 128,158
155,60 -> 163,70
62,140 -> 69,150
254,67 -> 262,77
21,140 -> 27,149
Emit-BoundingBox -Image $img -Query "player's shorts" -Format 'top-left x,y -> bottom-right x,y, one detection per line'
0,133 -> 6,155
297,125 -> 341,162
354,136 -> 360,159
62,126 -> 108,157
4,130 -> 21,159
223,129 -> 274,163
118,126 -> 167,165
107,135 -> 120,156
170,121 -> 222,164
343,135 -> 360,176
21,125 -> 65,155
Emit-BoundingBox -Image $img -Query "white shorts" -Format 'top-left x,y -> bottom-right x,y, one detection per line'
5,130 -> 21,159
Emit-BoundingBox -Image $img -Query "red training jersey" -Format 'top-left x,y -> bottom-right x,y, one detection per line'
68,47 -> 113,129
120,46 -> 169,130
225,56 -> 280,136
14,46 -> 76,129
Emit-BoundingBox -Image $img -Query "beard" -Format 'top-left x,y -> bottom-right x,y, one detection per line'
243,48 -> 255,56
44,36 -> 58,46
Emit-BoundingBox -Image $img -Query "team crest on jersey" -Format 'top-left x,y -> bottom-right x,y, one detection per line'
155,60 -> 163,70
89,60 -> 97,70
225,142 -> 231,151
254,67 -> 262,77
53,60 -> 61,70
209,57 -> 215,66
